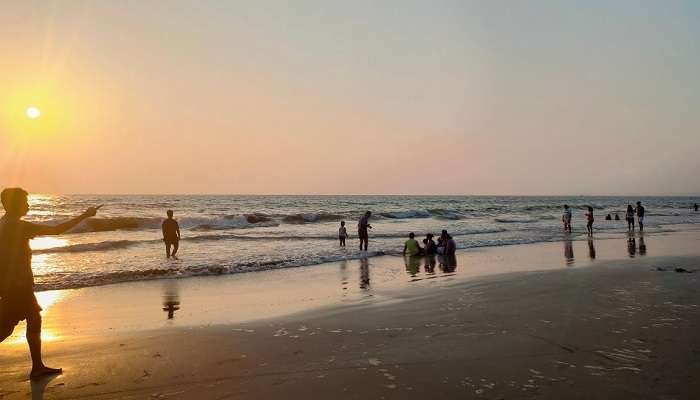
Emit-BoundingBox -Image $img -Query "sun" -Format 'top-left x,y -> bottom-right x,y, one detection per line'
26,106 -> 41,119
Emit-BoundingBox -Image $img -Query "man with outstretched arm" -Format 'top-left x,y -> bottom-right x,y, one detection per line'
0,188 -> 101,380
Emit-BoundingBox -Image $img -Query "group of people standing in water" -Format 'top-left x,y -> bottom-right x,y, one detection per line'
563,201 -> 647,235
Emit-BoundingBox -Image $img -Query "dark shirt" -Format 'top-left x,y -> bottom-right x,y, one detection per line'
424,239 -> 437,255
0,216 -> 39,297
636,206 -> 645,218
162,219 -> 180,242
358,215 -> 370,231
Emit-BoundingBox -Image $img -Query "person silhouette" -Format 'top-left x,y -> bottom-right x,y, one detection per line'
635,201 -> 645,232
357,211 -> 372,251
161,210 -> 181,258
694,203 -> 698,212
0,188 -> 101,380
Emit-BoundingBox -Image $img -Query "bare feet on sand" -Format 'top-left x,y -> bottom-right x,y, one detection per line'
30,366 -> 62,380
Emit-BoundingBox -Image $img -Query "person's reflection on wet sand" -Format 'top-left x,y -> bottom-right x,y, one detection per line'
564,238 -> 574,266
30,373 -> 59,400
339,259 -> 349,295
438,254 -> 457,273
627,236 -> 637,258
404,255 -> 421,277
587,238 -> 596,260
639,235 -> 647,256
424,254 -> 436,274
162,281 -> 181,320
359,256 -> 370,290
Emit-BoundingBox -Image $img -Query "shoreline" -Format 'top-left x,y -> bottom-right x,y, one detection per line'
31,224 -> 700,293
2,231 -> 699,399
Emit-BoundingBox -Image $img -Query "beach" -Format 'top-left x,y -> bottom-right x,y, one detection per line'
2,231 -> 699,399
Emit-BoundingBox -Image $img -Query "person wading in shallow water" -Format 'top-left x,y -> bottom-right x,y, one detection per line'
162,210 -> 181,258
0,188 -> 101,380
357,211 -> 372,251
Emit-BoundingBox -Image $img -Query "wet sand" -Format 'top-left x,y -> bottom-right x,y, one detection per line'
1,231 -> 700,399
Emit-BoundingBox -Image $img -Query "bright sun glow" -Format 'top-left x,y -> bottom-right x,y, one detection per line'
26,106 -> 41,119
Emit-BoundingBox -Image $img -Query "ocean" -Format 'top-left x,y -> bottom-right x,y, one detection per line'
23,195 -> 700,291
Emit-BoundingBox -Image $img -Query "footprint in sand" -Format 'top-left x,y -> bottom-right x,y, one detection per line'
368,358 -> 382,366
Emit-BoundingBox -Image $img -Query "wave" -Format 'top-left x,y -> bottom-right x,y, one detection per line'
33,239 -> 149,254
281,213 -> 346,224
69,217 -> 162,233
378,210 -> 431,219
33,250 -> 389,291
494,217 -> 539,224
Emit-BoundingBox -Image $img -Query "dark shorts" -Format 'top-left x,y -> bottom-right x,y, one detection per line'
164,238 -> 179,245
358,230 -> 368,240
0,290 -> 42,329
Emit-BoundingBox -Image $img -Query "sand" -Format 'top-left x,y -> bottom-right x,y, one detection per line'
1,231 -> 700,399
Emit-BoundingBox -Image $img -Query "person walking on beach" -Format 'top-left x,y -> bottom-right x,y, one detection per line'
403,232 -> 423,256
562,205 -> 572,232
338,221 -> 348,247
695,203 -> 699,212
585,206 -> 594,236
162,210 -> 181,258
636,201 -> 645,232
358,211 -> 372,251
0,188 -> 101,380
626,204 -> 635,231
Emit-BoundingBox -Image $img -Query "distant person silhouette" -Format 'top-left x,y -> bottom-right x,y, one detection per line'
605,214 -> 612,221
635,201 -> 645,232
0,188 -> 101,380
585,206 -> 594,236
695,203 -> 699,212
357,211 -> 372,251
614,212 -> 620,221
422,233 -> 437,255
162,210 -> 181,258
338,221 -> 348,247
626,204 -> 635,231
562,205 -> 572,232
445,234 -> 457,256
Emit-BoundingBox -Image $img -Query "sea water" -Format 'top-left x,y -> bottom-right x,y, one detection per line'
22,195 -> 700,291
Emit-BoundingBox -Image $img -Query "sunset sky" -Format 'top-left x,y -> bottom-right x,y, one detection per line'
1,1 -> 698,195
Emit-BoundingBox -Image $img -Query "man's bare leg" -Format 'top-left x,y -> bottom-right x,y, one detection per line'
26,313 -> 62,380
171,242 -> 179,258
165,243 -> 172,258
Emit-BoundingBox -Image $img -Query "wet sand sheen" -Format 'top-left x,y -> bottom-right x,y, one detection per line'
1,231 -> 699,399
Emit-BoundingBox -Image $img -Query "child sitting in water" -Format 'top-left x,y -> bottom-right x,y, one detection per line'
338,221 -> 348,247
403,232 -> 423,256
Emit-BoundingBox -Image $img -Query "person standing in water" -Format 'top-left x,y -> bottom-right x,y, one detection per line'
357,211 -> 372,251
162,210 -> 181,258
0,188 -> 101,380
625,204 -> 635,231
636,201 -> 645,232
562,204 -> 572,232
695,203 -> 699,212
338,221 -> 348,247
585,206 -> 594,236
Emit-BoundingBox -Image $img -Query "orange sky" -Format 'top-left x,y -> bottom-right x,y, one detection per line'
1,1 -> 699,195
